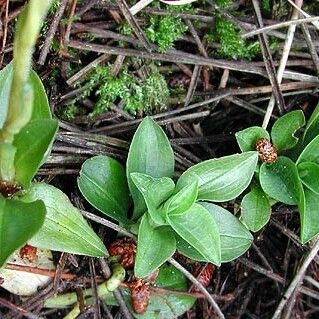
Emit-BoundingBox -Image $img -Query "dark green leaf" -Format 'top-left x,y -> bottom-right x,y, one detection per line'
302,102 -> 319,147
167,203 -> 221,266
0,62 -> 13,129
297,135 -> 319,165
298,162 -> 319,195
0,196 -> 45,267
260,156 -> 303,205
240,185 -> 271,232
271,110 -> 305,151
162,179 -> 198,216
201,202 -> 253,262
235,126 -> 269,152
126,117 -> 174,220
299,187 -> 319,244
177,152 -> 258,202
135,214 -> 176,278
20,183 -> 107,257
78,156 -> 131,224
30,70 -> 51,120
176,235 -> 207,262
13,119 -> 58,188
131,172 -> 175,225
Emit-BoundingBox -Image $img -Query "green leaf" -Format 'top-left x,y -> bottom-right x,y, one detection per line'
302,102 -> 319,147
20,183 -> 107,257
78,156 -> 131,225
30,70 -> 51,120
167,203 -> 221,266
0,62 -> 13,129
201,202 -> 253,262
299,187 -> 319,244
235,126 -> 269,152
131,173 -> 175,225
0,196 -> 45,267
271,110 -> 305,151
240,185 -> 271,232
177,152 -> 258,202
297,135 -> 319,165
13,119 -> 58,188
135,214 -> 176,278
176,235 -> 207,262
298,162 -> 319,195
127,117 -> 174,220
260,156 -> 303,205
162,179 -> 198,216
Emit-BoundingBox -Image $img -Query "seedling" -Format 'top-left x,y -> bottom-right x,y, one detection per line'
236,105 -> 319,242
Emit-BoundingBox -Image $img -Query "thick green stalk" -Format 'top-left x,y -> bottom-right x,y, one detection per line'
0,0 -> 51,143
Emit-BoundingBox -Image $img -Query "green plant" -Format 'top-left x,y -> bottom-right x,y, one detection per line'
79,65 -> 169,115
78,117 -> 256,279
236,104 -> 319,243
0,0 -> 107,268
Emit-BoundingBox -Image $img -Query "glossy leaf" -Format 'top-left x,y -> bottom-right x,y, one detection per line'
177,152 -> 258,202
20,183 -> 107,257
167,203 -> 221,266
299,187 -> 319,244
271,110 -> 305,151
298,162 -> 319,194
201,202 -> 253,262
260,156 -> 303,205
162,179 -> 198,216
0,196 -> 46,267
241,185 -> 271,232
0,63 -> 13,129
135,214 -> 176,278
30,70 -> 51,120
302,102 -> 319,147
297,135 -> 319,165
13,119 -> 58,188
78,156 -> 131,224
235,126 -> 269,152
131,173 -> 175,225
126,117 -> 174,220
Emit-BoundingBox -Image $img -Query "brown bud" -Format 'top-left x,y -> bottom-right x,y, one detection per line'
0,181 -> 21,198
256,138 -> 277,164
129,277 -> 151,314
107,238 -> 136,269
190,263 -> 215,293
19,244 -> 38,263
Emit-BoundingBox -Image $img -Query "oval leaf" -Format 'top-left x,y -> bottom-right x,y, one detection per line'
127,117 -> 174,220
135,214 -> 176,278
260,156 -> 303,205
271,110 -> 305,151
235,126 -> 269,152
201,202 -> 253,262
167,203 -> 221,266
240,185 -> 271,232
13,119 -> 58,188
297,135 -> 319,165
299,187 -> 319,244
0,197 -> 46,267
177,152 -> 258,202
298,162 -> 319,195
78,156 -> 131,224
20,183 -> 107,257
0,62 -> 13,128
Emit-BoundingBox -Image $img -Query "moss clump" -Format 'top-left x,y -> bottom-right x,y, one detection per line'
59,103 -> 79,121
80,65 -> 169,116
215,0 -> 232,7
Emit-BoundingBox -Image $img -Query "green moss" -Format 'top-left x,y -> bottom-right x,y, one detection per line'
215,0 -> 232,7
59,103 -> 79,121
118,22 -> 133,36
79,65 -> 169,116
261,0 -> 272,16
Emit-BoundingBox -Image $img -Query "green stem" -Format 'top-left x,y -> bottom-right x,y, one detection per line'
44,263 -> 125,312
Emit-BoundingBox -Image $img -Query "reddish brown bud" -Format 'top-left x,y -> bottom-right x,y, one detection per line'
256,138 -> 277,164
107,238 -> 136,269
190,263 -> 215,293
129,277 -> 151,314
19,244 -> 38,263
0,181 -> 21,198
